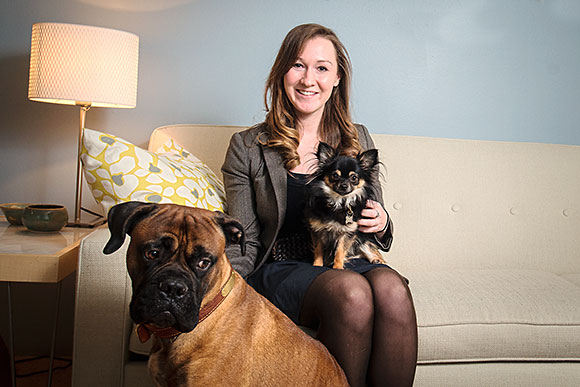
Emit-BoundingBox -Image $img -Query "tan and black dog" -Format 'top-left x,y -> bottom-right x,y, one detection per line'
103,202 -> 348,387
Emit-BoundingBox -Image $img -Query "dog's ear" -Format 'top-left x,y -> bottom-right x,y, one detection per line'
103,201 -> 159,255
214,212 -> 246,256
317,142 -> 336,166
357,148 -> 379,172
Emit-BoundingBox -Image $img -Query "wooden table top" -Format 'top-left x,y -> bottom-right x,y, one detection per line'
0,217 -> 95,283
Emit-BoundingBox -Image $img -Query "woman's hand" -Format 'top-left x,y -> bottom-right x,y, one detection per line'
358,200 -> 388,236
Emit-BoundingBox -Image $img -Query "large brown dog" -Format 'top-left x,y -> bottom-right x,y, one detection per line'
103,202 -> 348,387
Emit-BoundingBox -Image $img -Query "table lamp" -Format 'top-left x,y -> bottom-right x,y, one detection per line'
27,22 -> 139,227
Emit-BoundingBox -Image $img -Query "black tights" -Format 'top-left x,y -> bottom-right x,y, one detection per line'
299,267 -> 418,387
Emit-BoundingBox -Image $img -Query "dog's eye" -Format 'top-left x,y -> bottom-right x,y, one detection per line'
145,249 -> 160,260
331,172 -> 340,182
349,175 -> 359,185
197,258 -> 212,271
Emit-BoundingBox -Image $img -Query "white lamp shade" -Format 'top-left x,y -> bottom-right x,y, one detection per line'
28,22 -> 139,108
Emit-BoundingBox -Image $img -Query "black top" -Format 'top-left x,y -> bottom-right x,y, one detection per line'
270,172 -> 313,262
278,172 -> 310,237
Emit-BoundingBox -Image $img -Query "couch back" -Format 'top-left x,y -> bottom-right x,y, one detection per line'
149,124 -> 580,275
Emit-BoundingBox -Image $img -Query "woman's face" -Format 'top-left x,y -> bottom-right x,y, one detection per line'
283,37 -> 340,125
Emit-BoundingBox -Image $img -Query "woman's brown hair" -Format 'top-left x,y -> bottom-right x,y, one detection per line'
263,23 -> 361,170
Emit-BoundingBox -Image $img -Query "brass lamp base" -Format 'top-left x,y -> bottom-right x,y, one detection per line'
67,207 -> 106,228
67,218 -> 106,228
68,103 -> 108,229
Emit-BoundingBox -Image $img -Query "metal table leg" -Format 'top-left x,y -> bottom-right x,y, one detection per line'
47,281 -> 62,387
7,282 -> 16,387
6,281 -> 63,387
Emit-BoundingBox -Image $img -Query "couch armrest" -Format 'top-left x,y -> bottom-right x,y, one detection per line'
72,228 -> 133,387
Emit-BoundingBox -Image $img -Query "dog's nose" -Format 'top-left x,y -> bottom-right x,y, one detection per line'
159,279 -> 188,298
338,182 -> 350,193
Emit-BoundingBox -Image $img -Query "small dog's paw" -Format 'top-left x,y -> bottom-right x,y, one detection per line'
332,261 -> 345,270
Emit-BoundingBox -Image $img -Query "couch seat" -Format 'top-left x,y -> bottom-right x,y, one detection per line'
410,269 -> 580,364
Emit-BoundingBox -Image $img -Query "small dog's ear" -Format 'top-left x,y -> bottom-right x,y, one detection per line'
357,149 -> 379,172
214,212 -> 246,256
317,142 -> 336,166
103,201 -> 158,254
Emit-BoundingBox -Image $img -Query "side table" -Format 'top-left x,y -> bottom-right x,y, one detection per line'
0,216 -> 94,387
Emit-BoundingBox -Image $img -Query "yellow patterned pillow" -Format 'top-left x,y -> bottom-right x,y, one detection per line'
80,128 -> 226,214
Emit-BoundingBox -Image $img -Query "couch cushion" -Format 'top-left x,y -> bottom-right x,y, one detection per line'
374,135 -> 580,276
409,269 -> 580,364
561,273 -> 580,288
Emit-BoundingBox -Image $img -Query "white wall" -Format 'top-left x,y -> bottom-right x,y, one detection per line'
1,0 -> 579,355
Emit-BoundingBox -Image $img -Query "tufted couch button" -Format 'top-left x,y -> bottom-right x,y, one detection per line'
451,204 -> 461,213
510,207 -> 518,216
393,202 -> 402,210
563,209 -> 571,217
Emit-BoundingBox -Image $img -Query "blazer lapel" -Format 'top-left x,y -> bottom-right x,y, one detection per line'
262,145 -> 286,227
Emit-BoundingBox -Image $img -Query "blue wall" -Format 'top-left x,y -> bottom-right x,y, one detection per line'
0,0 -> 579,354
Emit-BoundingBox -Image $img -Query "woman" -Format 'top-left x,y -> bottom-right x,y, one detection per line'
222,23 -> 417,387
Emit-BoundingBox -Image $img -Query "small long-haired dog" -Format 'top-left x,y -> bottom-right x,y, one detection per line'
305,142 -> 387,269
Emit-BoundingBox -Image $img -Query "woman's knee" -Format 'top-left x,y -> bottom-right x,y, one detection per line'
365,268 -> 416,324
337,276 -> 374,319
307,270 -> 374,330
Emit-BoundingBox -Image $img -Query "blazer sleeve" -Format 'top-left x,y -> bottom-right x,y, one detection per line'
356,124 -> 394,252
221,131 -> 262,278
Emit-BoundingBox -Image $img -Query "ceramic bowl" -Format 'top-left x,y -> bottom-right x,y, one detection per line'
0,203 -> 30,225
22,204 -> 69,232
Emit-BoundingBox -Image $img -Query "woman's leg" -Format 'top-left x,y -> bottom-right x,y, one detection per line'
363,268 -> 418,387
299,269 -> 374,387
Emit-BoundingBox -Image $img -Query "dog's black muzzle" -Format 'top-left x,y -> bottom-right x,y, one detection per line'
335,183 -> 353,196
130,268 -> 203,333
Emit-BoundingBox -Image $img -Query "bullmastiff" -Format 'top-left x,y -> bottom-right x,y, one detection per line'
103,202 -> 348,387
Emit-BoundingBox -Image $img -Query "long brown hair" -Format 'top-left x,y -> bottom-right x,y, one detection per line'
263,24 -> 361,170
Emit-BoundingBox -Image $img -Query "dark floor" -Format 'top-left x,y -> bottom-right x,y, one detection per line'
9,356 -> 71,387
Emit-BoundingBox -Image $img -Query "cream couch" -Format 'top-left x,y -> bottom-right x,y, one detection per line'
72,124 -> 580,386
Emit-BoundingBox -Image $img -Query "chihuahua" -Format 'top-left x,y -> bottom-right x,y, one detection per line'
305,142 -> 387,269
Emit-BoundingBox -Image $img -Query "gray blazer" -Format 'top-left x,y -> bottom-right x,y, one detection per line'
222,123 -> 393,278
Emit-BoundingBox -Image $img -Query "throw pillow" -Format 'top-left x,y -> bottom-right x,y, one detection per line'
80,128 -> 226,214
